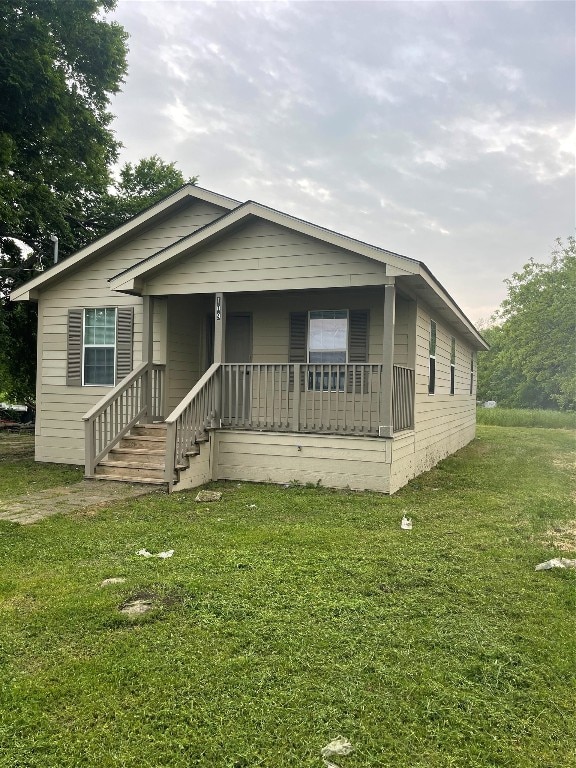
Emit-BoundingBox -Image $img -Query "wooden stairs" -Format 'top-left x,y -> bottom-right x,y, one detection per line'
93,423 -> 207,486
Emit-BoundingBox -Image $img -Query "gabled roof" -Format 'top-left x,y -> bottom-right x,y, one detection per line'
109,199 -> 419,290
108,199 -> 488,350
11,184 -> 488,349
10,185 -> 239,301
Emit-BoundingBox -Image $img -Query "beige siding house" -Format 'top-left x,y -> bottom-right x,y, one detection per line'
12,185 -> 488,493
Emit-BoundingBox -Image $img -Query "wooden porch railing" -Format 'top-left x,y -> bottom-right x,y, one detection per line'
164,363 -> 220,489
83,362 -> 165,476
220,363 -> 414,436
392,365 -> 415,432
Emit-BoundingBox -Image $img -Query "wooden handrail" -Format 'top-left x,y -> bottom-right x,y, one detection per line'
164,363 -> 221,490
82,362 -> 149,423
164,363 -> 220,424
83,362 -> 166,477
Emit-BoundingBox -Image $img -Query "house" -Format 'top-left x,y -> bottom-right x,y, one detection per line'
11,185 -> 488,494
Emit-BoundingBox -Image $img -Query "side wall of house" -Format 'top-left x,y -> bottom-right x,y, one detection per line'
403,303 -> 476,485
35,200 -> 226,465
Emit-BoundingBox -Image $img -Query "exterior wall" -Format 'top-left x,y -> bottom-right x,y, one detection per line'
410,303 -> 476,477
144,220 -> 388,295
34,200 -> 226,465
224,288 -> 411,365
165,294 -> 211,412
212,430 -> 392,493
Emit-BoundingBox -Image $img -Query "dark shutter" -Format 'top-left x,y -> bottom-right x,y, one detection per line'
67,309 -> 83,386
289,312 -> 307,391
348,309 -> 369,392
348,310 -> 369,362
289,312 -> 307,362
116,307 -> 134,382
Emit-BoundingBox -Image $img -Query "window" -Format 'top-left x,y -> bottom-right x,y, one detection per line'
428,320 -> 437,394
83,308 -> 116,385
308,310 -> 348,390
67,307 -> 133,387
450,336 -> 456,395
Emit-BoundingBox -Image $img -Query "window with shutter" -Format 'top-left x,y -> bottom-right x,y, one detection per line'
67,307 -> 133,387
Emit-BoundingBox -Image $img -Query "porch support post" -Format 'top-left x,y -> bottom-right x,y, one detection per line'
213,292 -> 226,424
142,295 -> 154,423
379,282 -> 396,438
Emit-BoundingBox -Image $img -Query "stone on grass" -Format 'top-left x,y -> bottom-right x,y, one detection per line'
195,490 -> 222,502
100,577 -> 126,587
119,598 -> 153,615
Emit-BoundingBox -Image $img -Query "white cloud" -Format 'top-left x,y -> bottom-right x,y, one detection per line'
109,0 -> 575,318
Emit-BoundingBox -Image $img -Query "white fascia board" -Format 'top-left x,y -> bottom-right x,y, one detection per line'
10,185 -> 240,302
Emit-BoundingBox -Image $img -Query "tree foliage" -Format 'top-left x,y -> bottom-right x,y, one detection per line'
0,2 -> 196,404
477,237 -> 576,410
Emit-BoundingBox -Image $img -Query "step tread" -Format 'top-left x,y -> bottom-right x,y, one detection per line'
99,459 -> 165,469
110,447 -> 166,456
91,474 -> 168,486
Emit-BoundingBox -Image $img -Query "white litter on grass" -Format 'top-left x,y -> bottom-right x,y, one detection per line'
401,515 -> 413,530
535,557 -> 576,571
100,577 -> 126,587
321,736 -> 354,768
136,549 -> 174,559
247,504 -> 257,509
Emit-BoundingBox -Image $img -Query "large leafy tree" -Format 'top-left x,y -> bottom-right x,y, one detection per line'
0,0 -> 127,403
477,237 -> 576,410
0,2 -> 196,404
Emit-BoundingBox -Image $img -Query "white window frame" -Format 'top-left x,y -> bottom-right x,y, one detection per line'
307,309 -> 349,391
82,307 -> 117,386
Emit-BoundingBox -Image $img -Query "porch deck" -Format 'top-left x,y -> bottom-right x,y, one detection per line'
84,362 -> 414,490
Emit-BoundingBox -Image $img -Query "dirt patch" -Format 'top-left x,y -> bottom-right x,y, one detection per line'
544,521 -> 576,553
0,480 -> 162,524
118,589 -> 186,616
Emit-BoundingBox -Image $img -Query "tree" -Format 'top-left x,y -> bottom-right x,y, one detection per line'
477,237 -> 576,410
90,155 -> 198,234
0,0 -> 127,403
0,2 -> 197,404
0,0 -> 128,271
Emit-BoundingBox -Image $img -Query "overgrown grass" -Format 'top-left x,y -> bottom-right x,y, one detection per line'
0,426 -> 574,767
476,406 -> 576,429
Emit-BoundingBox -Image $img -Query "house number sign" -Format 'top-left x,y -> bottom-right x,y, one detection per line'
216,296 -> 221,320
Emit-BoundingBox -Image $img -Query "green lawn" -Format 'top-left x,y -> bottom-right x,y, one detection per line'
0,426 -> 574,767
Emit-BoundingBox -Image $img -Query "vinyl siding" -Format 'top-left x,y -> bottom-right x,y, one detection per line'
35,200 -> 226,464
212,430 -> 391,492
165,294 -> 211,412
411,303 -> 476,476
144,220 -> 388,295
224,288 -> 411,365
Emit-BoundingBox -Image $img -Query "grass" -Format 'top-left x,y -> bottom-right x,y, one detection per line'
0,432 -> 83,499
0,425 -> 574,767
476,406 -> 576,429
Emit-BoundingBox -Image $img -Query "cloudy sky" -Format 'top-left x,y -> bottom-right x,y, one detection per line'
109,0 -> 575,321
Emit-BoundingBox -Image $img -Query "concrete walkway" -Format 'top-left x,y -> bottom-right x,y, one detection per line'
0,479 -> 162,524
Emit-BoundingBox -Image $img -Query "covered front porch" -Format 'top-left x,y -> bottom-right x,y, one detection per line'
83,283 -> 416,490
